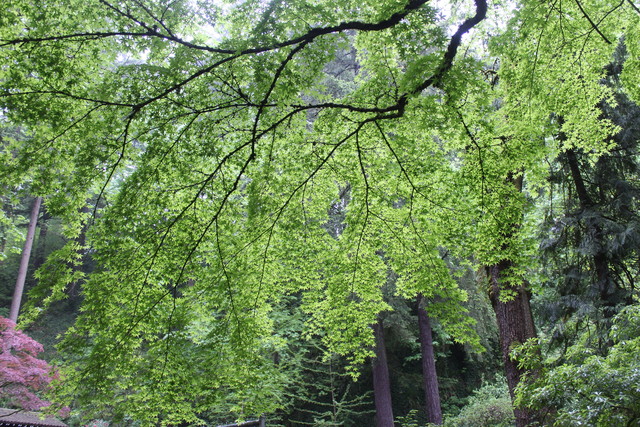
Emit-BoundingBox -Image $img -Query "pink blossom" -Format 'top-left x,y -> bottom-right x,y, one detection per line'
0,317 -> 59,411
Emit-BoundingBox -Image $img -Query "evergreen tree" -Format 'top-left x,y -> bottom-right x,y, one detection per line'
539,42 -> 640,351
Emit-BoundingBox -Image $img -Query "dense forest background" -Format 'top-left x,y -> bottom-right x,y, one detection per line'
1,0 -> 639,426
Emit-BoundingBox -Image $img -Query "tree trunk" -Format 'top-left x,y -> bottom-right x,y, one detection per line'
485,172 -> 539,427
565,148 -> 618,317
417,294 -> 443,425
372,317 -> 394,427
0,229 -> 6,259
487,260 -> 537,427
9,196 -> 42,323
32,208 -> 50,271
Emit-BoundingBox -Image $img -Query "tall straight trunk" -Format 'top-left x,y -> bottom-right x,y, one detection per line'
565,148 -> 618,316
372,317 -> 394,427
417,294 -> 443,425
9,196 -> 42,323
486,173 -> 539,427
488,260 -> 537,427
0,229 -> 6,259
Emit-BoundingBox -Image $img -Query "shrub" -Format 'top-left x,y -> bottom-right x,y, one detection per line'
446,379 -> 515,427
0,316 -> 58,410
516,304 -> 640,426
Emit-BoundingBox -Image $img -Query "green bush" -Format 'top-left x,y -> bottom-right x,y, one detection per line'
445,379 -> 515,427
516,304 -> 640,426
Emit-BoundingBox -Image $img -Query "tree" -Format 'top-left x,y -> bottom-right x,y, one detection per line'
417,295 -> 443,425
9,196 -> 41,322
1,0 -> 637,424
537,45 -> 640,348
0,316 -> 59,411
512,42 -> 640,426
479,2 -> 639,421
275,338 -> 374,426
516,305 -> 640,426
483,175 -> 538,427
371,317 -> 394,427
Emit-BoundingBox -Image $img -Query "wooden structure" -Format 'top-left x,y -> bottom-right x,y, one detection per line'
0,408 -> 67,427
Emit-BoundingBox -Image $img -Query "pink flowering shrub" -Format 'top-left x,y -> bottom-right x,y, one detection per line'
0,316 -> 58,410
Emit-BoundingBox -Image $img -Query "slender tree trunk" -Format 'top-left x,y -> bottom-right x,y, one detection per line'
488,260 -> 537,427
32,208 -> 50,271
372,317 -> 394,427
9,196 -> 42,323
417,294 -> 443,425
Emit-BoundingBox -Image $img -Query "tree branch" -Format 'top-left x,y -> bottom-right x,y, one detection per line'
2,0 -> 429,56
573,0 -> 612,44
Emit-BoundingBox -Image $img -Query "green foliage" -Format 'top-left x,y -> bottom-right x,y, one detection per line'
396,409 -> 422,427
1,0 -> 638,423
516,305 -> 640,426
445,378 -> 515,427
532,42 -> 640,362
21,241 -> 85,324
277,341 -> 374,426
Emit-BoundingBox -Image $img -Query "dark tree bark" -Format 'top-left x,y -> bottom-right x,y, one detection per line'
372,317 -> 394,427
488,260 -> 537,427
9,196 -> 42,323
0,228 -> 6,258
417,294 -> 443,425
565,148 -> 619,317
486,173 -> 539,427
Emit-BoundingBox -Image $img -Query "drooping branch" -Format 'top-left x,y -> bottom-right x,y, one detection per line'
304,0 -> 489,120
628,0 -> 640,15
250,41 -> 311,157
2,0 -> 488,131
572,0 -> 612,44
2,0 -> 429,55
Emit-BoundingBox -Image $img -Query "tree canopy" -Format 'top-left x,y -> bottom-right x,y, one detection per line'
1,0 -> 639,424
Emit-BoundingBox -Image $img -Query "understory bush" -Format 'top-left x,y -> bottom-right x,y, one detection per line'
516,304 -> 640,426
445,378 -> 515,427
